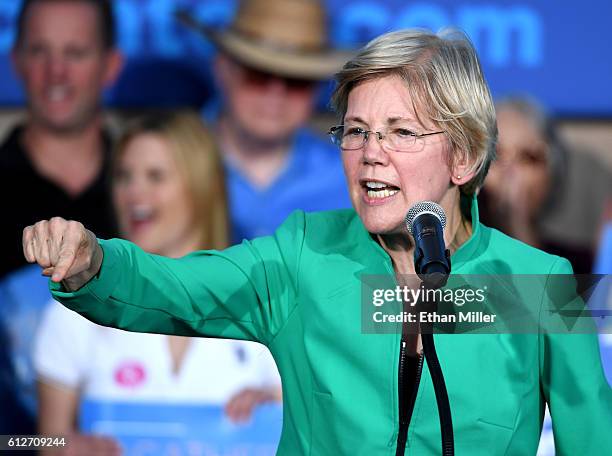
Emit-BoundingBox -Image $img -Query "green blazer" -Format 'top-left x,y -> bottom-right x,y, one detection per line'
50,199 -> 612,455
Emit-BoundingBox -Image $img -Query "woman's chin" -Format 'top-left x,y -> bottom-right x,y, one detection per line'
359,215 -> 404,235
126,231 -> 159,254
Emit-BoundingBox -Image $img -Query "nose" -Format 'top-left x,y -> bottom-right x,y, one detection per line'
115,173 -> 148,202
263,76 -> 291,95
46,53 -> 68,81
362,131 -> 389,166
126,178 -> 149,200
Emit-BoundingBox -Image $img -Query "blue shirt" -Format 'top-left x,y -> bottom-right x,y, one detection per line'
594,223 -> 612,274
0,264 -> 50,433
225,128 -> 351,244
591,223 -> 612,387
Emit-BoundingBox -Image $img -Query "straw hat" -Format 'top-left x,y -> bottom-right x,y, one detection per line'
175,0 -> 354,80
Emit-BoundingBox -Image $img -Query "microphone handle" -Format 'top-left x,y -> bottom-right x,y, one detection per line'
413,213 -> 451,277
419,257 -> 450,275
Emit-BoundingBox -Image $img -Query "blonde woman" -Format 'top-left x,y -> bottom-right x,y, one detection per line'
33,112 -> 281,454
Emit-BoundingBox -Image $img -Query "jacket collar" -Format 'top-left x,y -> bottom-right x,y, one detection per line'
451,193 -> 483,271
352,193 -> 483,273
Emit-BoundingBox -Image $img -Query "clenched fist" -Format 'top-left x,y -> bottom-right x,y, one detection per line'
22,217 -> 103,291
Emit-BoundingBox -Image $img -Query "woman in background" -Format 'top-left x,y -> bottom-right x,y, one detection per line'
479,97 -> 610,273
33,112 -> 281,455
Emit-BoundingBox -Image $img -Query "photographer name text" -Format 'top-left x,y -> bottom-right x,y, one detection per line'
372,311 -> 496,323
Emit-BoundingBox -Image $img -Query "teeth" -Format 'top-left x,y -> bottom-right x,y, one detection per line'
367,189 -> 398,199
47,86 -> 69,102
131,205 -> 153,221
365,181 -> 387,189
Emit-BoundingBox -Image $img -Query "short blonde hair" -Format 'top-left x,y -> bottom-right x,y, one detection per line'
331,28 -> 497,196
114,111 -> 229,250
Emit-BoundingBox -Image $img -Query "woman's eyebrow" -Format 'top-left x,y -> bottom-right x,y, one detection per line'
344,116 -> 418,126
344,116 -> 367,125
388,116 -> 417,125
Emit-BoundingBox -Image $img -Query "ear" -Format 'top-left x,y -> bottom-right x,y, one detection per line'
102,50 -> 124,88
10,48 -> 25,79
450,150 -> 476,186
213,53 -> 235,90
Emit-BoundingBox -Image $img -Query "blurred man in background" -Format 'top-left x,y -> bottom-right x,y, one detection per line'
0,0 -> 122,278
178,0 -> 353,243
0,0 -> 122,437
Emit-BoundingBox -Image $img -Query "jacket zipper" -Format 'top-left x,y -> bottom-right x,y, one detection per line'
382,256 -> 425,455
396,337 -> 424,455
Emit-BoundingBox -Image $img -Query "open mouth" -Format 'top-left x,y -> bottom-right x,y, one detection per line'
361,180 -> 400,199
44,85 -> 74,108
47,86 -> 70,102
128,205 -> 156,232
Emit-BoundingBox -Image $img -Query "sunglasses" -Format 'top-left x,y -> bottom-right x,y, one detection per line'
236,62 -> 316,91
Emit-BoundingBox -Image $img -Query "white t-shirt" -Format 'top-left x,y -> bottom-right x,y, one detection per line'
33,301 -> 281,404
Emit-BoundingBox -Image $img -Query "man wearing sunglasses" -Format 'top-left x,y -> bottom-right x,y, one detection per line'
178,0 -> 354,243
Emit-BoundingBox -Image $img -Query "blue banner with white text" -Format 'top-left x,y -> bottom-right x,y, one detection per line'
79,399 -> 282,456
0,0 -> 610,115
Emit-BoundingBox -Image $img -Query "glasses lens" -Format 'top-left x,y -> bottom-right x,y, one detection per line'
241,66 -> 270,86
284,77 -> 316,91
341,126 -> 367,150
386,129 -> 417,152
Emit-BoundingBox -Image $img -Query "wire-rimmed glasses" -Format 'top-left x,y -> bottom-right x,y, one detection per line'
328,125 -> 445,153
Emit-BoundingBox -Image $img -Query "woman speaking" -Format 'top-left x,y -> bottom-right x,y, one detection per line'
22,29 -> 611,455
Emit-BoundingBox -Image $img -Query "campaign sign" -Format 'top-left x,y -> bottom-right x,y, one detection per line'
79,399 -> 282,456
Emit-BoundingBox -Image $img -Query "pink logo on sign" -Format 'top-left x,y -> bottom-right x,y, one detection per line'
114,362 -> 146,388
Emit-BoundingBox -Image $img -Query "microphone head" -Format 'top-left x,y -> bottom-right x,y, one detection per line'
404,201 -> 447,236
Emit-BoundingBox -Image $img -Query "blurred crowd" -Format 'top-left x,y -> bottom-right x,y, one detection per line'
0,0 -> 610,455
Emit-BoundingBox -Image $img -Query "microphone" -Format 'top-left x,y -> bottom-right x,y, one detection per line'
405,201 -> 451,287
404,201 -> 455,456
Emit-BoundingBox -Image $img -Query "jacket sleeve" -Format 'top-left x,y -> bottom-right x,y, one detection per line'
49,211 -> 306,345
539,257 -> 612,455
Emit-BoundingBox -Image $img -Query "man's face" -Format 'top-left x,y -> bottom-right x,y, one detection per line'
216,55 -> 317,143
12,1 -> 122,133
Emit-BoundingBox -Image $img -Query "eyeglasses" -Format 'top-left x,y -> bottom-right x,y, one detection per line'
328,125 -> 445,153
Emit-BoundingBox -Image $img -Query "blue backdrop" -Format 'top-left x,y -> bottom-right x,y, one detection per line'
0,0 -> 610,116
